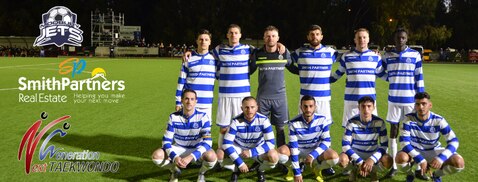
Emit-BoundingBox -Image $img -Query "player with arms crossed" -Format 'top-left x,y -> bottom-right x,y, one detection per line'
277,95 -> 339,182
152,89 -> 217,182
396,92 -> 464,182
339,96 -> 392,182
222,96 -> 279,182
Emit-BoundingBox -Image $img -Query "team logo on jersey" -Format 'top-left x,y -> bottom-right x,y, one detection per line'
33,6 -> 83,47
209,60 -> 215,65
406,58 -> 412,63
316,126 -> 321,132
193,123 -> 199,129
241,49 -> 246,54
278,55 -> 283,60
368,56 -> 374,61
255,126 -> 261,132
321,53 -> 326,58
429,126 -> 436,133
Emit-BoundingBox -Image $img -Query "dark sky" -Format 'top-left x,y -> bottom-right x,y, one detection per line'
1,0 -> 476,49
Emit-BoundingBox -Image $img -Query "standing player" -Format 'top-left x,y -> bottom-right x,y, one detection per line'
152,89 -> 217,182
291,25 -> 338,176
222,96 -> 279,182
396,92 -> 464,182
250,25 -> 299,147
339,96 -> 392,181
382,28 -> 426,178
291,25 -> 337,121
277,95 -> 339,182
183,24 -> 285,169
330,28 -> 387,128
175,29 -> 216,118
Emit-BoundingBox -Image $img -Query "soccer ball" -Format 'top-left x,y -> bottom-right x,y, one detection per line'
46,6 -> 72,24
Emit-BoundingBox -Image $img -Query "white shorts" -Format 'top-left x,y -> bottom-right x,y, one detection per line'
386,103 -> 414,124
342,101 -> 378,128
196,107 -> 213,121
216,97 -> 243,128
166,145 -> 204,163
298,96 -> 332,121
223,143 -> 265,165
417,148 -> 458,162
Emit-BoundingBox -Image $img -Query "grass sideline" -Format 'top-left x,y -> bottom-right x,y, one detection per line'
1,57 -> 476,182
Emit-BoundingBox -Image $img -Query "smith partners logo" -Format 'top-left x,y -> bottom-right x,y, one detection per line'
33,6 -> 83,47
18,112 -> 119,174
18,58 -> 126,103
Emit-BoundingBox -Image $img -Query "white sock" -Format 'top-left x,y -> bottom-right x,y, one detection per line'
434,165 -> 464,177
397,162 -> 412,174
199,159 -> 217,174
279,154 -> 289,165
259,160 -> 277,171
390,138 -> 398,169
316,158 -> 338,170
152,159 -> 172,168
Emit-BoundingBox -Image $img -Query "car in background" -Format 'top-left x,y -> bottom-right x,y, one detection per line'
409,45 -> 424,59
369,44 -> 380,52
383,45 -> 394,52
423,49 -> 433,62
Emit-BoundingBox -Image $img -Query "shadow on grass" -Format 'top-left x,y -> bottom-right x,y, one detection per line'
43,133 -> 408,181
47,133 -> 159,159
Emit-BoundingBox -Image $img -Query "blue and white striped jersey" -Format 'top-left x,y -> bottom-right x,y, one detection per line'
383,47 -> 425,105
331,49 -> 386,101
213,44 -> 253,98
175,51 -> 217,109
291,45 -> 337,101
288,113 -> 332,176
342,115 -> 388,164
222,113 -> 275,167
400,112 -> 459,164
162,109 -> 212,161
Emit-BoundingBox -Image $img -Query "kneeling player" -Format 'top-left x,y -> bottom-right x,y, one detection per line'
277,95 -> 339,182
396,92 -> 465,182
339,96 -> 392,182
221,96 -> 279,182
152,89 -> 217,182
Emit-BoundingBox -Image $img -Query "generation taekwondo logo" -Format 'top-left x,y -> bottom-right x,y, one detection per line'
33,6 -> 83,47
17,112 -> 120,174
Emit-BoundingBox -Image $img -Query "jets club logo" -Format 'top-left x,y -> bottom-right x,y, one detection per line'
33,6 -> 83,47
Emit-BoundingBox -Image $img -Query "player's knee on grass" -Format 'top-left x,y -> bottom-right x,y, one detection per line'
395,151 -> 410,164
265,149 -> 279,163
152,149 -> 170,167
380,154 -> 393,169
339,153 -> 350,168
277,145 -> 290,155
321,148 -> 339,161
202,150 -> 217,162
446,154 -> 465,168
152,148 -> 166,160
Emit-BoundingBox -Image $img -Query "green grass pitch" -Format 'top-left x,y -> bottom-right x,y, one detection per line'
1,57 -> 477,181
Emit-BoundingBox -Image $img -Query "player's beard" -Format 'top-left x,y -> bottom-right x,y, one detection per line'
309,40 -> 320,47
